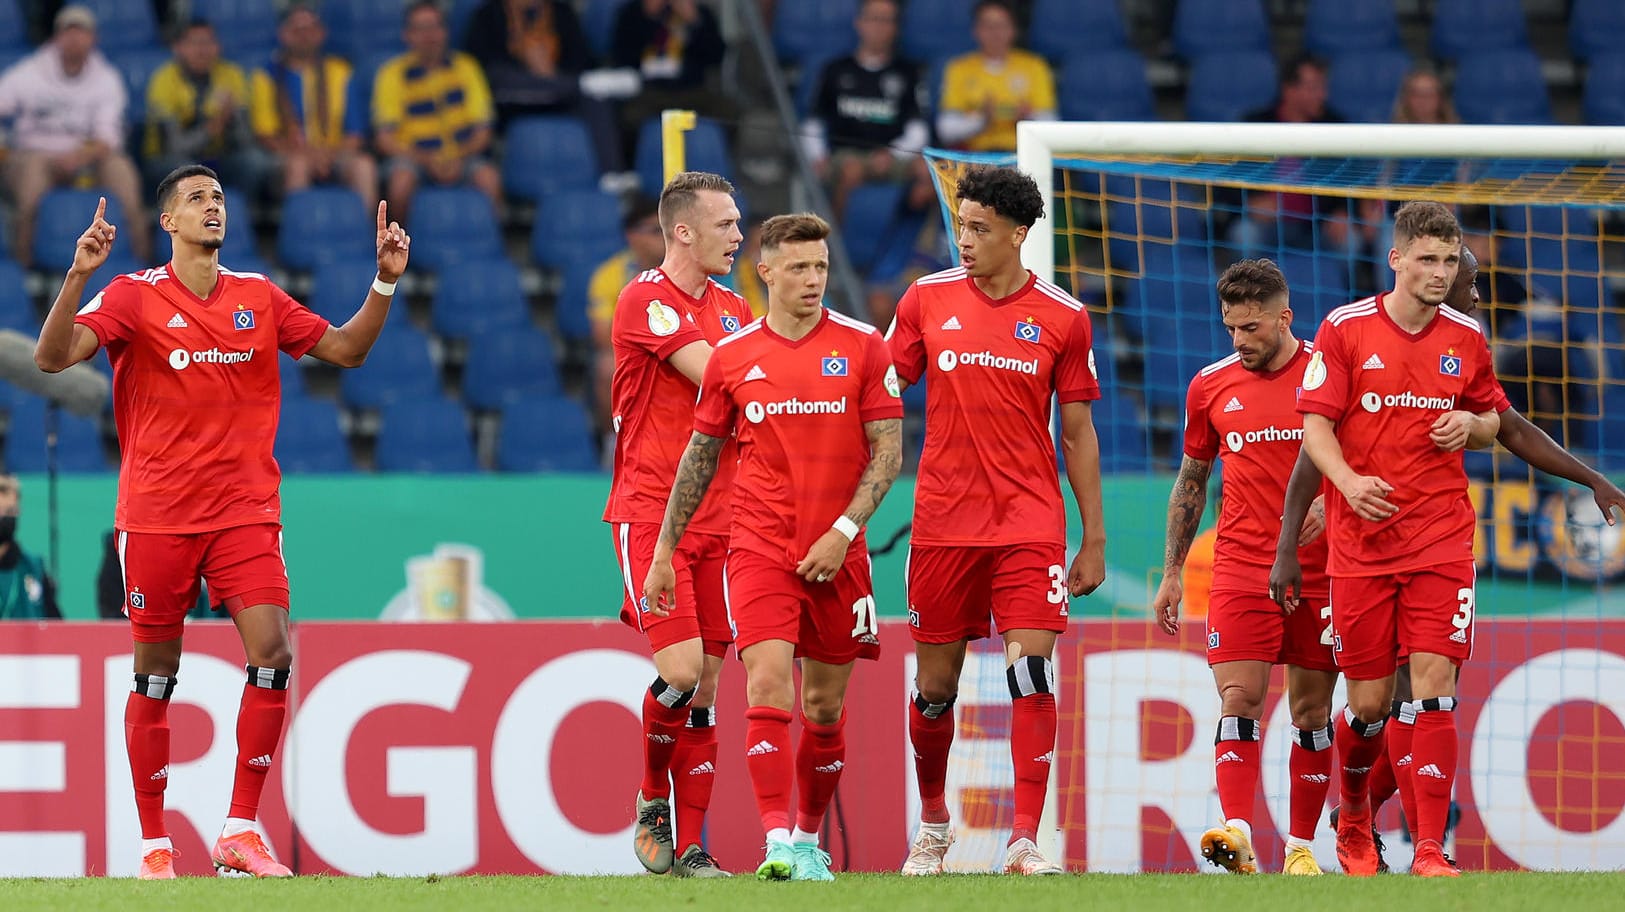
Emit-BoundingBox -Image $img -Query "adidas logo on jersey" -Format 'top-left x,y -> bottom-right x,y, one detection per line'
1362,354 -> 1386,370
1396,754 -> 1413,767
941,316 -> 962,330
1223,396 -> 1244,413
166,313 -> 188,328
688,761 -> 715,775
150,766 -> 169,781
1299,773 -> 1330,784
247,754 -> 273,768
814,760 -> 845,774
747,740 -> 779,756
743,364 -> 768,383
1034,751 -> 1054,764
1417,763 -> 1448,780
647,733 -> 676,744
1449,628 -> 1469,644
1216,751 -> 1244,764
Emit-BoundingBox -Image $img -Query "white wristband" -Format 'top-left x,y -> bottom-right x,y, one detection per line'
372,276 -> 397,296
832,515 -> 861,542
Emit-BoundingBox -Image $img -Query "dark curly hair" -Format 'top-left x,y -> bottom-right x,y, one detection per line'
956,166 -> 1045,228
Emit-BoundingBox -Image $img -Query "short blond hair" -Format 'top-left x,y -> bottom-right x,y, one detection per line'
759,213 -> 831,254
658,171 -> 735,236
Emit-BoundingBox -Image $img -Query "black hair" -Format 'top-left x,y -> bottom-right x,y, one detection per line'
956,166 -> 1044,228
1280,54 -> 1327,88
156,164 -> 220,211
171,17 -> 214,42
622,195 -> 659,230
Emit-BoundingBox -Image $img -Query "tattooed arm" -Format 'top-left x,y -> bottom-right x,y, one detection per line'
795,417 -> 903,583
642,431 -> 725,614
1151,455 -> 1212,634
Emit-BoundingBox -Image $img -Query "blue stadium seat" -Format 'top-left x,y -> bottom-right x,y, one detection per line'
1583,53 -> 1625,125
795,50 -> 845,117
190,0 -> 280,62
1430,0 -> 1528,61
842,182 -> 906,275
773,0 -> 859,67
323,0 -> 408,62
432,256 -> 530,341
530,189 -> 624,270
338,324 -> 440,410
502,116 -> 601,202
1453,51 -> 1551,125
1275,250 -> 1350,326
581,0 -> 626,60
0,0 -> 27,50
78,0 -> 158,51
1184,50 -> 1278,122
1093,391 -> 1149,473
1173,0 -> 1270,59
900,0 -> 976,66
1058,49 -> 1154,122
1572,0 -> 1625,62
497,396 -> 599,472
1304,0 -> 1399,57
33,190 -> 126,272
1327,49 -> 1412,123
1029,0 -> 1127,63
462,326 -> 563,410
308,258 -> 409,326
635,117 -> 733,198
277,187 -> 374,271
107,46 -> 172,132
4,395 -> 108,473
375,397 -> 479,472
275,395 -> 354,472
0,262 -> 34,333
553,261 -> 598,343
407,187 -> 503,272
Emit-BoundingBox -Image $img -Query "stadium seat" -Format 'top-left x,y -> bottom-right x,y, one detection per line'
1572,0 -> 1625,62
107,46 -> 172,131
275,395 -> 354,472
501,116 -> 601,202
530,189 -> 624,270
33,190 -> 127,272
842,182 -> 906,275
1583,53 -> 1625,125
1327,49 -> 1412,124
899,0 -> 976,66
78,0 -> 158,50
634,117 -> 732,198
1093,391 -> 1149,473
1303,0 -> 1399,57
406,187 -> 504,272
376,397 -> 479,472
308,258 -> 410,326
1430,0 -> 1528,61
277,187 -> 375,271
553,261 -> 598,343
462,325 -> 563,411
773,0 -> 859,67
581,0 -> 626,60
1058,49 -> 1154,122
0,0 -> 27,50
190,0 -> 280,62
1183,50 -> 1278,123
795,50 -> 844,117
4,395 -> 108,473
1453,50 -> 1551,125
338,324 -> 441,410
447,0 -> 484,46
1029,0 -> 1127,63
497,396 -> 599,472
1173,0 -> 1270,59
0,262 -> 35,333
322,0 -> 408,62
432,256 -> 530,341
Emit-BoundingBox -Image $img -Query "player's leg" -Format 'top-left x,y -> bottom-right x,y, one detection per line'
1397,563 -> 1473,878
668,535 -> 732,876
1328,574 -> 1402,876
1370,662 -> 1413,820
1200,658 -> 1270,875
789,657 -> 857,882
1283,665 -> 1338,875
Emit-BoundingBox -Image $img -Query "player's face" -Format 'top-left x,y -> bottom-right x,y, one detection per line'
1389,234 -> 1459,307
759,239 -> 830,319
1222,298 -> 1291,372
955,199 -> 1024,278
163,176 -> 227,252
1444,259 -> 1480,317
678,191 -> 743,276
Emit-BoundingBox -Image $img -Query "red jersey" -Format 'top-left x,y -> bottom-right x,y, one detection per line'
74,264 -> 329,533
1297,295 -> 1509,577
693,309 -> 903,565
886,267 -> 1100,547
603,269 -> 745,532
1183,341 -> 1329,595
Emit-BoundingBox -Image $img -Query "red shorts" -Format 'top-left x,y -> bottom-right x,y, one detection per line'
1330,563 -> 1476,681
1206,590 -> 1337,672
906,543 -> 1068,644
723,547 -> 881,665
612,523 -> 732,657
118,523 -> 289,643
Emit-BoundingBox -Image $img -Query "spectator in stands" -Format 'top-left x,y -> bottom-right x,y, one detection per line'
588,195 -> 666,435
1391,68 -> 1458,124
250,4 -> 379,211
1245,55 -> 1343,125
0,474 -> 59,620
936,0 -> 1056,153
0,5 -> 150,268
612,0 -> 730,136
865,173 -> 952,328
373,1 -> 502,220
1236,56 -> 1346,252
144,20 -> 268,201
463,0 -> 625,176
801,0 -> 929,215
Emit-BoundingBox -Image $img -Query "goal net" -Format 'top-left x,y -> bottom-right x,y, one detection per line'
919,123 -> 1625,872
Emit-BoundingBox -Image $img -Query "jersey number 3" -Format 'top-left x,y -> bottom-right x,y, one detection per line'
1047,564 -> 1067,616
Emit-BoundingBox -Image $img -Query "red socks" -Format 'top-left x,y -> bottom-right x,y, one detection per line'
125,675 -> 175,840
1407,698 -> 1459,844
795,713 -> 846,834
670,706 -> 719,849
1288,724 -> 1333,841
641,677 -> 692,799
909,692 -> 955,825
1214,716 -> 1262,828
1335,706 -> 1388,808
228,666 -> 290,821
744,706 -> 794,833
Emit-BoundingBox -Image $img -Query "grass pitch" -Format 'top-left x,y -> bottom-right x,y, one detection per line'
6,872 -> 1623,912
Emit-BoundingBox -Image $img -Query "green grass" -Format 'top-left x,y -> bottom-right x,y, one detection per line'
7,872 -> 1625,912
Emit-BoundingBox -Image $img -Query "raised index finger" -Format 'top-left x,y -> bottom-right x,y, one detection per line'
376,200 -> 387,232
94,196 -> 107,223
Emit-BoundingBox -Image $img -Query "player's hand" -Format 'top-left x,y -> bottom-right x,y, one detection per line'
1338,474 -> 1397,522
1298,495 -> 1327,546
1068,538 -> 1105,597
1593,475 -> 1625,526
70,196 -> 116,278
1151,576 -> 1182,635
1429,410 -> 1478,452
640,558 -> 677,618
795,529 -> 850,584
376,201 -> 410,282
1268,552 -> 1303,613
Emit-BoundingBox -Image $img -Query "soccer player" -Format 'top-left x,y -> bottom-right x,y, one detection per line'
1267,201 -> 1505,878
33,164 -> 409,879
886,165 -> 1105,876
643,213 -> 903,882
1150,258 -> 1336,876
604,170 -> 745,877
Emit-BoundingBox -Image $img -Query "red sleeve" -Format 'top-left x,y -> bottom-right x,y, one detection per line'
1296,319 -> 1351,422
1182,373 -> 1219,460
615,282 -> 707,361
1459,339 -> 1511,414
884,281 -> 926,384
72,278 -> 141,348
860,330 -> 906,422
271,281 -> 331,358
692,351 -> 736,438
1056,309 -> 1101,403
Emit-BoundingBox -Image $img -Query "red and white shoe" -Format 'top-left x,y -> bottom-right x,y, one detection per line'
211,830 -> 293,877
138,848 -> 177,880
